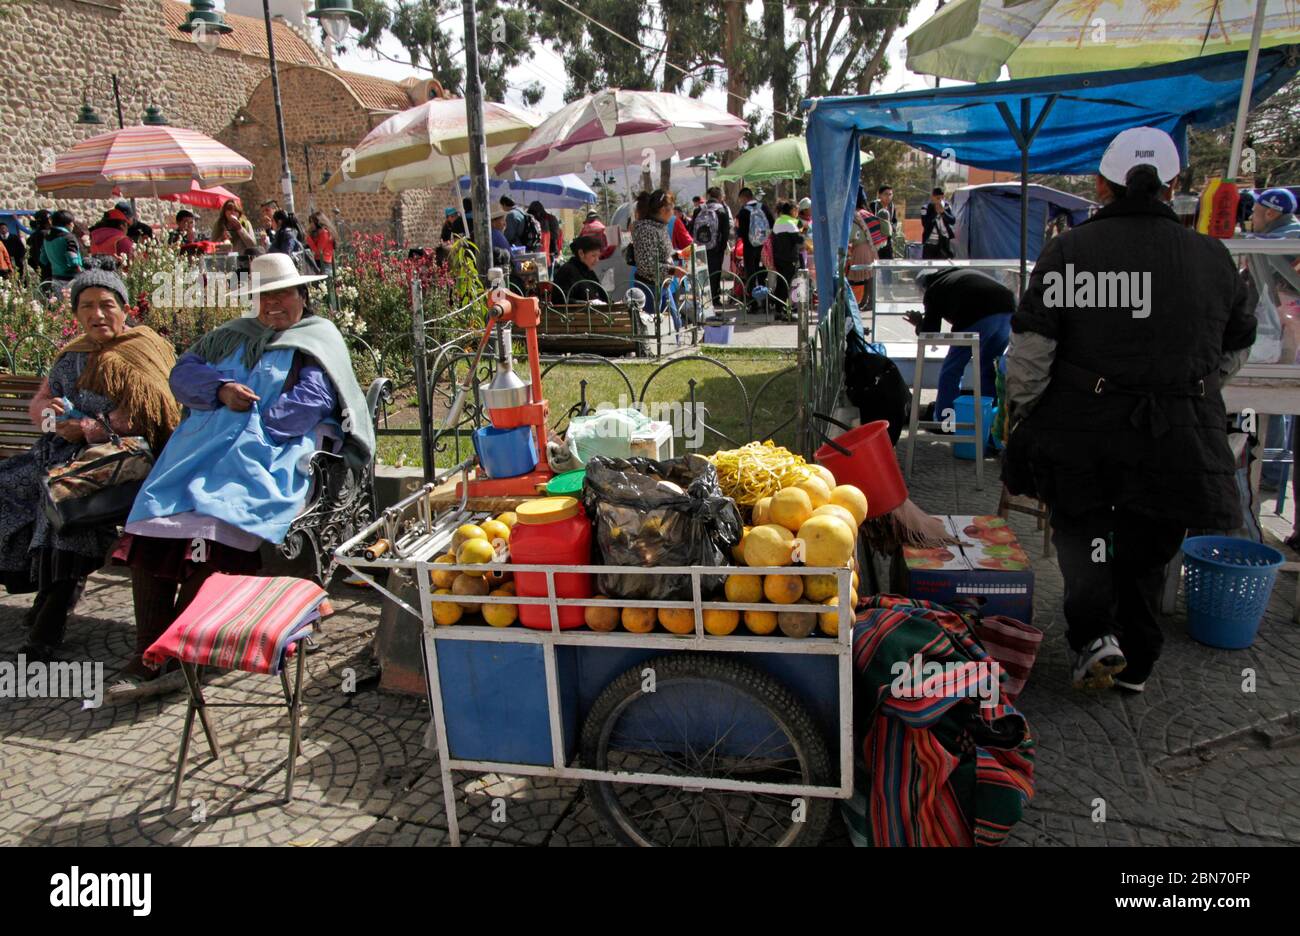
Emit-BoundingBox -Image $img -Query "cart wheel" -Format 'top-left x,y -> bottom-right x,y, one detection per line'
580,653 -> 833,847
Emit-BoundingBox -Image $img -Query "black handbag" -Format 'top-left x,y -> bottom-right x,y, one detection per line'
42,419 -> 154,533
999,418 -> 1038,499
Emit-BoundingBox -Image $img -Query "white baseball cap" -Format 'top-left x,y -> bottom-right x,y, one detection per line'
1098,126 -> 1181,186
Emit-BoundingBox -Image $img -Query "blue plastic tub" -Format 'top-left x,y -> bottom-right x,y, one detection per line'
1182,536 -> 1283,649
473,425 -> 537,478
952,395 -> 995,460
702,323 -> 734,344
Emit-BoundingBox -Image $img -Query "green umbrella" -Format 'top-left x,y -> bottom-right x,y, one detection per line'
714,137 -> 812,183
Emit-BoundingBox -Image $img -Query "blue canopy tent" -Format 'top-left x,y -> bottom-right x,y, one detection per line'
456,173 -> 597,210
951,183 -> 1095,260
803,46 -> 1300,332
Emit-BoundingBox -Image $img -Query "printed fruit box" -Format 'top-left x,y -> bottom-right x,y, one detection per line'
894,515 -> 1034,624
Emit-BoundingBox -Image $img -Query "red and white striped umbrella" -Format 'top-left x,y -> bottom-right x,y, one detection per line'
35,125 -> 253,199
496,89 -> 748,180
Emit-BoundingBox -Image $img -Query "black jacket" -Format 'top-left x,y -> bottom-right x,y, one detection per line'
551,255 -> 602,301
1013,197 -> 1255,528
920,268 -> 1015,332
921,202 -> 955,250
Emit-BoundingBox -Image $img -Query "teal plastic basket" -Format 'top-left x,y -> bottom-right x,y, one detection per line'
1181,536 -> 1283,649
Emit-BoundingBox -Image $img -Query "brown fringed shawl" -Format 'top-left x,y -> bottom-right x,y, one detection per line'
59,326 -> 182,451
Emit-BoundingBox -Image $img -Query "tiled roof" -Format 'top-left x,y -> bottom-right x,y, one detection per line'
162,0 -> 331,67
329,70 -> 413,112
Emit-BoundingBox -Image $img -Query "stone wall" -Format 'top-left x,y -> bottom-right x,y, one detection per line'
1,0 -> 335,230
218,65 -> 454,247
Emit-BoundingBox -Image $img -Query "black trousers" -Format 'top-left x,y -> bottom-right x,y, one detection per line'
743,249 -> 766,305
1050,507 -> 1185,678
705,248 -> 725,305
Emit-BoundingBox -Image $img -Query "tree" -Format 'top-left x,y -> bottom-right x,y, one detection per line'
350,0 -> 544,104
792,0 -> 915,100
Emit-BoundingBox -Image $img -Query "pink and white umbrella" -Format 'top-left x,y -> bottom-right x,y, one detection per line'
35,125 -> 253,198
496,89 -> 748,180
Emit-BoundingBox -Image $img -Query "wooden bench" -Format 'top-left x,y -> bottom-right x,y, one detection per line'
0,374 -> 44,461
539,302 -> 654,356
0,367 -> 393,586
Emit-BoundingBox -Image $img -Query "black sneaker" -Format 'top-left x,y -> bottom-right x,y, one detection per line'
1070,634 -> 1127,690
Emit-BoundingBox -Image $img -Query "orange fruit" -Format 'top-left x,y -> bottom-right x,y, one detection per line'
585,604 -> 620,632
796,515 -> 856,568
724,574 -> 763,604
743,524 -> 794,568
703,609 -> 740,636
659,608 -> 696,635
431,553 -> 458,589
622,606 -> 657,633
769,487 -> 814,532
743,609 -> 778,635
829,485 -> 869,526
763,574 -> 804,605
778,608 -> 817,638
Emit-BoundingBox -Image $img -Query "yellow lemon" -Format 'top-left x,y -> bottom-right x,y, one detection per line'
792,475 -> 832,510
763,573 -> 804,605
743,609 -> 778,635
451,523 -> 487,553
431,588 -> 462,626
456,537 -> 497,566
743,524 -> 794,568
769,487 -> 814,532
812,503 -> 859,531
803,574 -> 839,603
807,463 -> 837,488
495,511 -> 518,529
731,525 -> 752,564
431,553 -> 458,589
480,519 -> 511,547
659,608 -> 696,635
819,597 -> 842,637
797,514 -> 856,568
752,496 -> 772,527
724,574 -> 763,604
829,484 -> 869,526
703,609 -> 740,636
482,592 -> 518,627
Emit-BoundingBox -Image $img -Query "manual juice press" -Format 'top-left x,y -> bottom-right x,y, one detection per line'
447,269 -> 555,497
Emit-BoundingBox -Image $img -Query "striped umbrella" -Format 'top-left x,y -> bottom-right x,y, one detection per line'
35,125 -> 253,198
325,97 -> 541,193
495,89 -> 748,181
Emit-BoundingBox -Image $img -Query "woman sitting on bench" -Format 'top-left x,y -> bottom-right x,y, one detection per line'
0,269 -> 180,661
114,253 -> 373,698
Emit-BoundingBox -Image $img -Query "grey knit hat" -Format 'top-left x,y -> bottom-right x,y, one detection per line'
69,267 -> 130,310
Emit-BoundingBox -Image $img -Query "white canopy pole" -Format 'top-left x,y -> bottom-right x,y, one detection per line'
448,155 -> 471,237
1227,0 -> 1268,181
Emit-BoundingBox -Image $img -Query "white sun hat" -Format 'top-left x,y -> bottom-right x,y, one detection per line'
244,252 -> 327,295
1098,126 -> 1181,186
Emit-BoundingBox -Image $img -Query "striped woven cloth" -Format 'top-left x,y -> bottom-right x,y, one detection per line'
846,595 -> 1035,847
143,574 -> 325,676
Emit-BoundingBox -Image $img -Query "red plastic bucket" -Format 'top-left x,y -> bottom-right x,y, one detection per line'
815,420 -> 907,518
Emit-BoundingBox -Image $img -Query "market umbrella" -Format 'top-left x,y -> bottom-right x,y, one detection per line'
325,97 -> 541,194
714,137 -> 812,183
905,0 -> 1299,177
35,124 -> 253,198
495,89 -> 748,183
455,172 -> 597,210
906,0 -> 1300,83
159,180 -> 241,211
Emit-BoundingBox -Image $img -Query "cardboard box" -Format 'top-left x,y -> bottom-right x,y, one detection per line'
895,515 -> 1034,623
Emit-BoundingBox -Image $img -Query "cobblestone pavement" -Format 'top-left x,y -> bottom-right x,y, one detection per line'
3,437 -> 1299,847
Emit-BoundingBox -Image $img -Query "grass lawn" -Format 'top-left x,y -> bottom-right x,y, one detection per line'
375,347 -> 802,470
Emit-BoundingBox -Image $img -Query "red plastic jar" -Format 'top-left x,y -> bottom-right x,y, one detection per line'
509,496 -> 593,630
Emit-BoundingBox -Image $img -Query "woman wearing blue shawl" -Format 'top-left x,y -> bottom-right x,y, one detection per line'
114,253 -> 373,696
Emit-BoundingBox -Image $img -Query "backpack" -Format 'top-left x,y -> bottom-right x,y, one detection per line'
843,331 -> 911,445
746,203 -> 770,247
520,212 -> 543,251
693,204 -> 721,251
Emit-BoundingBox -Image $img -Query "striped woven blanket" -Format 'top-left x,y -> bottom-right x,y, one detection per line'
143,574 -> 325,676
846,595 -> 1035,847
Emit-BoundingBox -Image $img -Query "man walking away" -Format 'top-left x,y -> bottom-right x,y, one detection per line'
921,187 -> 956,259
1006,126 -> 1255,692
28,210 -> 51,283
692,187 -> 731,305
736,187 -> 773,311
770,200 -> 805,320
906,268 -> 1014,428
869,184 -> 896,259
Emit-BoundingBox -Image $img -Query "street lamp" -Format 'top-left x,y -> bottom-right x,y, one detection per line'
690,154 -> 721,192
308,0 -> 367,45
182,1 -> 366,215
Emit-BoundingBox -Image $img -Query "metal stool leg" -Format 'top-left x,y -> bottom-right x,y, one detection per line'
284,643 -> 307,803
171,696 -> 197,810
903,339 -> 926,480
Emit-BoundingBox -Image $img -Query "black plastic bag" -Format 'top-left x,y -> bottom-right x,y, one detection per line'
582,454 -> 743,600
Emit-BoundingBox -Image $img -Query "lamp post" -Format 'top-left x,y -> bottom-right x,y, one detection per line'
689,154 -> 721,194
182,1 -> 365,216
